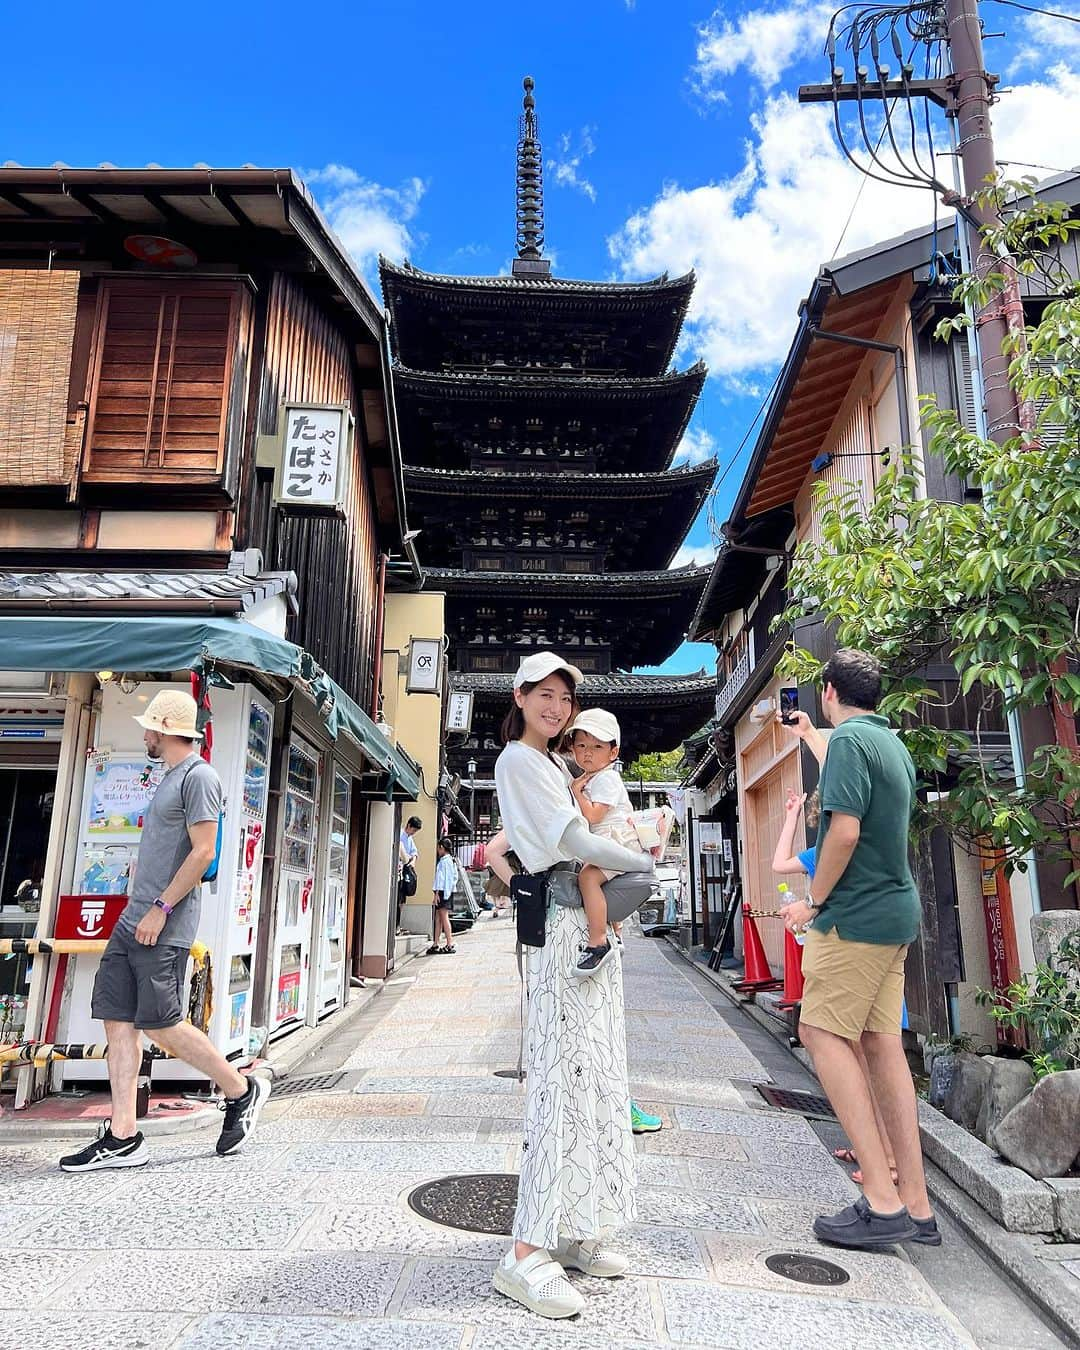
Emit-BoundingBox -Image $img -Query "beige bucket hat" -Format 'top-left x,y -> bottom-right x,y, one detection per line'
133,690 -> 203,739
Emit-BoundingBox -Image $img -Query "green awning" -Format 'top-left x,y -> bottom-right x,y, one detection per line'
0,615 -> 420,801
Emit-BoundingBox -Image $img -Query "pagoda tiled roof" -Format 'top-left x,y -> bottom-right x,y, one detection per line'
394,364 -> 705,398
425,564 -> 712,594
382,256 -> 695,298
403,460 -> 717,498
453,670 -> 716,701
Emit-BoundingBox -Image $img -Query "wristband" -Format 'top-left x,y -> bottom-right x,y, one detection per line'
153,898 -> 174,916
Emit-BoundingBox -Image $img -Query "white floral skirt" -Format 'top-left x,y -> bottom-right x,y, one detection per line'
512,904 -> 637,1247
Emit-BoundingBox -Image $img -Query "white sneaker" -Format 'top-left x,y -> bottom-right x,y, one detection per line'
492,1248 -> 585,1319
554,1237 -> 629,1278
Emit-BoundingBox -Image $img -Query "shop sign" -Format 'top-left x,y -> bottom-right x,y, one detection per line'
977,841 -> 1023,1048
55,894 -> 129,940
274,404 -> 351,509
407,638 -> 443,694
446,690 -> 474,733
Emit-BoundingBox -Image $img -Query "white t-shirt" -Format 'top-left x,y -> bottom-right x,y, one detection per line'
494,739 -> 582,874
584,768 -> 640,851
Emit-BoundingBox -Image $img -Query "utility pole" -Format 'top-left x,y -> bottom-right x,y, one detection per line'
943,0 -> 1033,442
799,0 -> 1044,913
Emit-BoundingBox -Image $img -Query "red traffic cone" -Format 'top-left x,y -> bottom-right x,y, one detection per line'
733,905 -> 782,993
777,925 -> 805,1010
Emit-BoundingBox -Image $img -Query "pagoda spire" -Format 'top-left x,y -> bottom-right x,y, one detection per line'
513,76 -> 551,278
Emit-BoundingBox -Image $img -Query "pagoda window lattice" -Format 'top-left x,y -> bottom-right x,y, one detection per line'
475,558 -> 503,571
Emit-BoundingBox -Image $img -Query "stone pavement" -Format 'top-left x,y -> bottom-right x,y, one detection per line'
0,920 -> 1064,1349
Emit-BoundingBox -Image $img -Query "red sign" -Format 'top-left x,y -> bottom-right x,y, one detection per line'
122,234 -> 198,267
977,845 -> 1024,1048
55,894 -> 129,941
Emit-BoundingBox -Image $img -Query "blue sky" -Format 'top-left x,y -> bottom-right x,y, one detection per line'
6,1 -> 1078,675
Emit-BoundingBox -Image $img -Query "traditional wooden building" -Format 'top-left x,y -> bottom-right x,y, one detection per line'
382,79 -> 717,787
688,177 -> 1080,1042
0,167 -> 427,1104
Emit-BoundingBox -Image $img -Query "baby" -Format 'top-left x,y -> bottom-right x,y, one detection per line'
568,708 -> 643,978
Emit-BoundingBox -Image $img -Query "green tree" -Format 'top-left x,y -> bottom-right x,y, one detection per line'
780,184 -> 1080,878
626,749 -> 686,783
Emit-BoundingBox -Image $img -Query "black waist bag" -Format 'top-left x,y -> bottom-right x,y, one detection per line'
512,870 -> 549,948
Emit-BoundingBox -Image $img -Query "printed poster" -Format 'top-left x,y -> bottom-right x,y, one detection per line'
87,755 -> 165,835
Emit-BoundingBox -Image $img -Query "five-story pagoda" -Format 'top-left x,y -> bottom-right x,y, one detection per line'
381,78 -> 717,787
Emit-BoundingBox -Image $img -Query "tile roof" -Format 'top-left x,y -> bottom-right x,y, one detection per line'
452,671 -> 715,701
0,568 -> 297,613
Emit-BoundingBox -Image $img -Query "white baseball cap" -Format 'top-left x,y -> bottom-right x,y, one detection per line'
570,708 -> 621,745
512,650 -> 584,690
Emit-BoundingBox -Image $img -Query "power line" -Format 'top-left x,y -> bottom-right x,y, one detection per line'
983,0 -> 1080,20
997,157 -> 1079,175
703,362 -> 787,542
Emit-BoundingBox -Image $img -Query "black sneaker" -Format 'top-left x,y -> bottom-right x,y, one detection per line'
573,940 -> 616,980
911,1214 -> 943,1246
59,1119 -> 148,1172
216,1074 -> 270,1156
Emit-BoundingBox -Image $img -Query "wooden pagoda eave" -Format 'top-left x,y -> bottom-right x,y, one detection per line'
402,460 -> 717,501
425,564 -> 712,597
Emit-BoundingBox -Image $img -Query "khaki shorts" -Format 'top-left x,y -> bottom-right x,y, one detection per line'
799,926 -> 908,1041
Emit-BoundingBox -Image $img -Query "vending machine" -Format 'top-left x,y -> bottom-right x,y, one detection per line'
314,768 -> 350,1015
62,680 -> 274,1082
268,736 -> 321,1037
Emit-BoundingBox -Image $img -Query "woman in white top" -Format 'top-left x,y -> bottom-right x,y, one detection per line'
490,651 -> 654,1320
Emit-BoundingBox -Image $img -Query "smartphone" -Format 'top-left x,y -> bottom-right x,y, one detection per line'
779,687 -> 799,725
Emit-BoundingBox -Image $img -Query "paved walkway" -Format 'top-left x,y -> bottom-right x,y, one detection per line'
0,921 -> 1061,1348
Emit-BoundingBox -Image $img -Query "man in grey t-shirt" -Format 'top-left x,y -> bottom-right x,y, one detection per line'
61,690 -> 270,1173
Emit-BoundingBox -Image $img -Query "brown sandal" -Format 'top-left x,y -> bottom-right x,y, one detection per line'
852,1165 -> 899,1185
833,1148 -> 858,1164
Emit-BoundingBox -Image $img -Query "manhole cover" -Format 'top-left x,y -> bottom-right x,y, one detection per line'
407,1173 -> 518,1234
765,1252 -> 850,1286
272,1071 -> 346,1098
756,1085 -> 837,1119
493,1068 -> 526,1081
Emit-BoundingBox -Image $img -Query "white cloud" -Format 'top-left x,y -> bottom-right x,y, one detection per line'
693,3 -> 832,100
673,424 -> 718,467
1012,9 -> 1080,71
304,165 -> 426,272
547,128 -> 597,201
609,66 -> 1080,383
669,542 -> 719,570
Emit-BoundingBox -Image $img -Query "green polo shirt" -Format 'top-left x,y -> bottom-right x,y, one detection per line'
813,714 -> 921,946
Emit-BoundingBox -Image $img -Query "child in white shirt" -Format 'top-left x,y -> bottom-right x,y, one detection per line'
568,708 -> 642,978
429,836 -> 458,955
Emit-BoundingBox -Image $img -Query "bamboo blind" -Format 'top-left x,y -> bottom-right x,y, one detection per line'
0,269 -> 80,486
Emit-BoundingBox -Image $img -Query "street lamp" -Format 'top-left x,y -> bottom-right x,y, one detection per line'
467,758 -> 477,838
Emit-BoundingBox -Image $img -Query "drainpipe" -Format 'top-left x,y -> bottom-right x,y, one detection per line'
806,326 -> 912,452
371,553 -> 388,720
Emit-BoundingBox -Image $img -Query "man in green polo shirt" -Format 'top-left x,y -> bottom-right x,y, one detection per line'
782,649 -> 939,1251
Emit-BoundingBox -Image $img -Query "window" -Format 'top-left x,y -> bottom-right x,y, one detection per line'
475,557 -> 504,571
83,280 -> 246,483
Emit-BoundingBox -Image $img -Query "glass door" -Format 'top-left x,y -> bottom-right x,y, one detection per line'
270,738 -> 320,1033
318,770 -> 350,1011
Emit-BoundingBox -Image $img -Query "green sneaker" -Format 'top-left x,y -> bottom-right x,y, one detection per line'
630,1101 -> 662,1134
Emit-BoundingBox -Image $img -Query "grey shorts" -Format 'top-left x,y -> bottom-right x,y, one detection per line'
91,926 -> 189,1030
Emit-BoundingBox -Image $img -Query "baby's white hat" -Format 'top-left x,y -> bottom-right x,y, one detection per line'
570,708 -> 621,745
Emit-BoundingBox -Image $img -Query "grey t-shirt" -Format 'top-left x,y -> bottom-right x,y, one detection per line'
117,753 -> 222,948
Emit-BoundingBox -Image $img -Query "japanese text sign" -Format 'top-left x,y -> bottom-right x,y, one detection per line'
275,404 -> 350,508
446,690 -> 474,733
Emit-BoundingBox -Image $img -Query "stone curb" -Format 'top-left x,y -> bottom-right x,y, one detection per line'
924,1159 -> 1080,1346
0,949 -> 420,1142
917,1100 -> 1058,1234
662,935 -> 1078,1341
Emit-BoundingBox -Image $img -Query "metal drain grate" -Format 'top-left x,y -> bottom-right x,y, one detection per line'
756,1085 -> 837,1119
271,1071 -> 346,1098
765,1252 -> 849,1286
407,1173 -> 518,1235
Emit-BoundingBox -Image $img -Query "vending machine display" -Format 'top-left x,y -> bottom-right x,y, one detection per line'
269,737 -> 321,1036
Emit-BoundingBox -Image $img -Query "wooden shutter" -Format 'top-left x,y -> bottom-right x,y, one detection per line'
83,280 -> 241,482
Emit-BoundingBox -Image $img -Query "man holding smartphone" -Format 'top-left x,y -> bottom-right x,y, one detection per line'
780,650 -> 938,1250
